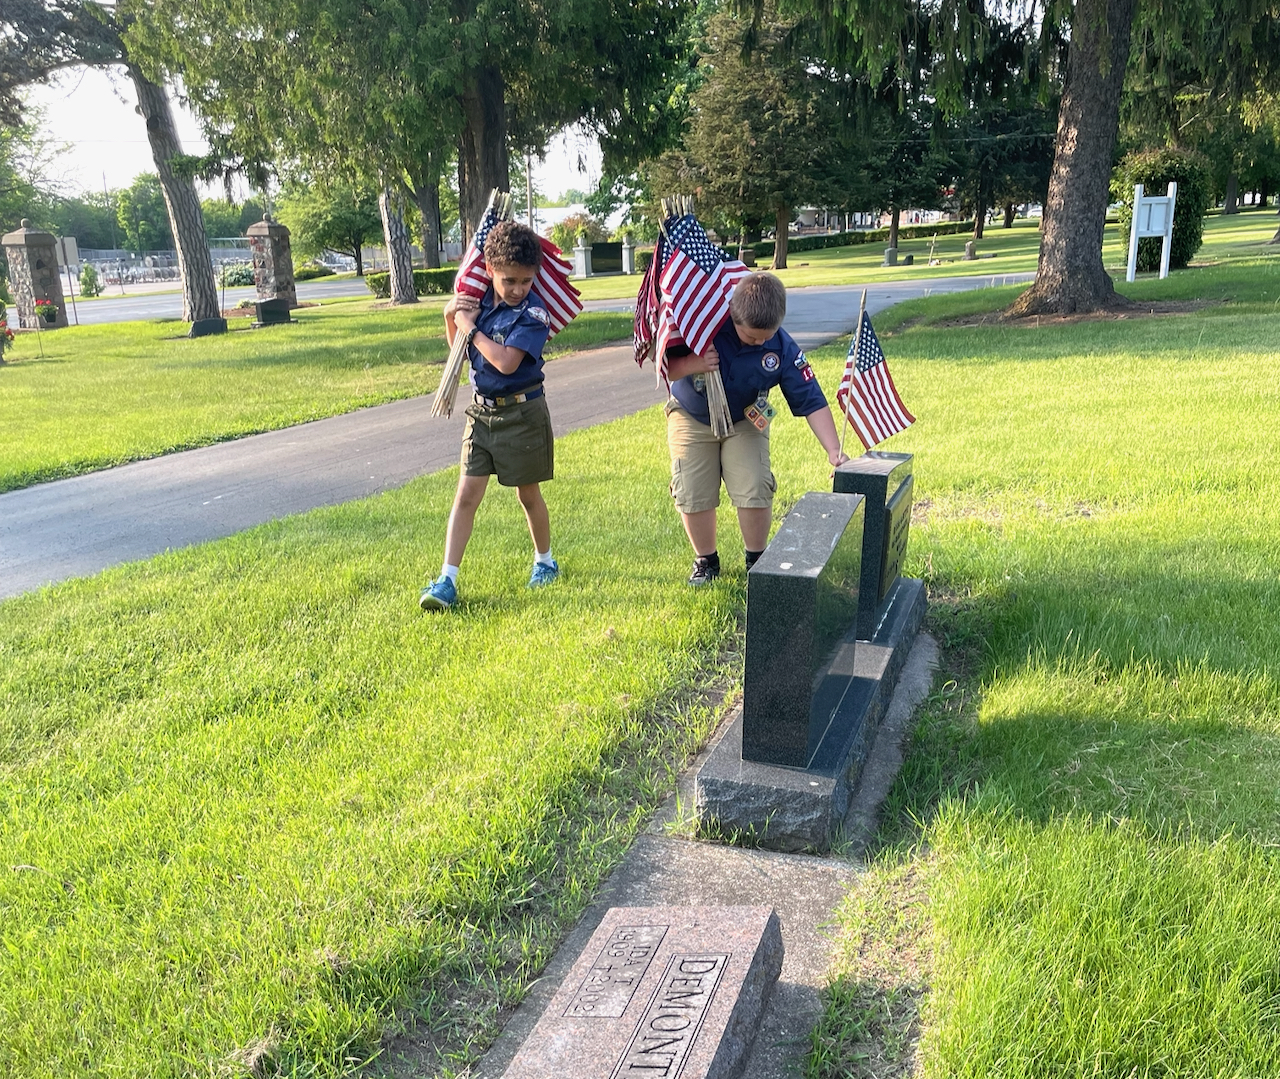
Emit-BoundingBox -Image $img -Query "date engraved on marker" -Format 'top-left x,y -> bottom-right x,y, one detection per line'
564,925 -> 669,1018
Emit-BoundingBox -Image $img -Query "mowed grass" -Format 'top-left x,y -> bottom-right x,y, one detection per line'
0,300 -> 633,492
808,258 -> 1280,1076
0,389 -> 843,1077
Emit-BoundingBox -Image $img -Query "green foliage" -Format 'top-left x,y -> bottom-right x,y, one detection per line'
549,213 -> 609,254
78,262 -> 101,297
294,263 -> 335,281
1113,148 -> 1213,271
364,269 -> 457,299
199,197 -> 244,238
44,191 -> 121,250
649,4 -> 831,234
116,174 -> 174,253
219,263 -> 254,287
276,180 -> 381,274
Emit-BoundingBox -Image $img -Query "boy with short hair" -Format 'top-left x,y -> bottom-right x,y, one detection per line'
664,271 -> 849,585
419,221 -> 559,611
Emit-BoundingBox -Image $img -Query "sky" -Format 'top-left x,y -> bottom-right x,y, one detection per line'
26,66 -> 604,203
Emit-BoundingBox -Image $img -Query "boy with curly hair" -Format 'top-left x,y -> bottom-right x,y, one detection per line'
420,221 -> 560,610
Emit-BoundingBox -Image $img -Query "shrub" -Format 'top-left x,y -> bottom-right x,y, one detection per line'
294,263 -> 335,282
220,263 -> 255,287
364,268 -> 457,299
549,213 -> 609,255
1113,148 -> 1212,272
79,263 -> 102,298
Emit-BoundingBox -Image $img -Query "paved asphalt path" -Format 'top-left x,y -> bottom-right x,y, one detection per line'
69,276 -> 373,324
1,273 -> 1030,599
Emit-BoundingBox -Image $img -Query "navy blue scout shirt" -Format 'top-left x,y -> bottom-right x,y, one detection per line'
468,286 -> 552,397
670,322 -> 826,425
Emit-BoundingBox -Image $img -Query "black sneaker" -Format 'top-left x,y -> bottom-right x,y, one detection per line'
745,549 -> 764,571
688,554 -> 721,586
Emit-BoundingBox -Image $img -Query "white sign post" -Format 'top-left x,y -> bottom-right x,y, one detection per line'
55,236 -> 81,325
1126,182 -> 1177,282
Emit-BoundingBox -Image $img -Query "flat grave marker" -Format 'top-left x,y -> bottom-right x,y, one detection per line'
502,905 -> 783,1079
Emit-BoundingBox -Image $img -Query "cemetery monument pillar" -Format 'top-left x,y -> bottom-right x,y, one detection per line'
2,220 -> 69,329
247,214 -> 298,326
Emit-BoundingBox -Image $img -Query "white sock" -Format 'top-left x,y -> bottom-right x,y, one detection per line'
534,549 -> 555,567
441,563 -> 460,583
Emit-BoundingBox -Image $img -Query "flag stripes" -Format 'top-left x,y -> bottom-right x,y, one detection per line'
837,310 -> 915,449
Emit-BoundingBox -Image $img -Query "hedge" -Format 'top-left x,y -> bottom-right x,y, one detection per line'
294,264 -> 335,282
364,268 -> 457,298
1112,148 -> 1212,272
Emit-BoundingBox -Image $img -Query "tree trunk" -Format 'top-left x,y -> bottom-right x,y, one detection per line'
458,66 -> 510,244
771,205 -> 790,269
1007,0 -> 1138,316
408,165 -> 443,270
127,64 -> 223,330
379,185 -> 418,305
1003,202 -> 1016,228
351,237 -> 365,277
1260,179 -> 1270,208
1223,174 -> 1239,214
888,205 -> 901,249
973,198 -> 985,240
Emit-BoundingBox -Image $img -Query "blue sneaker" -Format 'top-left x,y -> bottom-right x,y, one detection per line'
419,575 -> 457,611
528,559 -> 560,589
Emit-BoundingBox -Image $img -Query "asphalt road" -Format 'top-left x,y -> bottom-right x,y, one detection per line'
2,273 -> 1031,599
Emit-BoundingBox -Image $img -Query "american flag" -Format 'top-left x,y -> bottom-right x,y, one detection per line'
657,215 -> 749,359
455,214 -> 582,336
837,310 -> 915,449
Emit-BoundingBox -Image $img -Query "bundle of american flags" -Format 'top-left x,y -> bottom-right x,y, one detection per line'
634,196 -> 750,436
430,190 -> 583,418
837,291 -> 915,450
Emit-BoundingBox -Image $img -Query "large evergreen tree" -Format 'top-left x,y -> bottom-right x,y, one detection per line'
773,0 -> 1280,315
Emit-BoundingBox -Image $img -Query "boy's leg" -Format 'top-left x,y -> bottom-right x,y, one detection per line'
516,482 -> 551,555
736,507 -> 770,552
517,482 -> 559,587
680,509 -> 718,556
721,420 -> 775,568
443,474 -> 491,567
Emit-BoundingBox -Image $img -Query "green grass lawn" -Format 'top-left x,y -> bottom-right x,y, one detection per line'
0,385 -> 847,1077
0,300 -> 632,493
807,256 -> 1280,1077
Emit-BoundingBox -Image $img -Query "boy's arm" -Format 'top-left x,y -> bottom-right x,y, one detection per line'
443,295 -> 480,347
805,406 -> 851,468
452,305 -> 527,373
666,344 -> 719,382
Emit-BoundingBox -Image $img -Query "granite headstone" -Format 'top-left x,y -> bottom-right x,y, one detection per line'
832,452 -> 914,640
742,491 -> 864,768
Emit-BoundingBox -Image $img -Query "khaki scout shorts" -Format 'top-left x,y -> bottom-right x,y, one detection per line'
666,401 -> 776,513
461,394 -> 554,486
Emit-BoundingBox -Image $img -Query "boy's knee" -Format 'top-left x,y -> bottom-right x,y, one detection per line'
516,483 -> 545,507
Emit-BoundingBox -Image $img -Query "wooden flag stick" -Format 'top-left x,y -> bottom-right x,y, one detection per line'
839,288 -> 868,459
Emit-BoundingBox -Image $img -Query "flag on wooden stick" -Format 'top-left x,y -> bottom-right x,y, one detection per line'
837,309 -> 915,449
633,196 -> 749,435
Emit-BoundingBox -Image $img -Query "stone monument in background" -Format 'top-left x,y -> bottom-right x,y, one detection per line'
2,220 -> 69,329
246,214 -> 297,326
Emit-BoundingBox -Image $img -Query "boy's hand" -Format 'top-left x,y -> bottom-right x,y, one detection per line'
827,447 -> 851,469
454,307 -> 479,333
697,344 -> 720,373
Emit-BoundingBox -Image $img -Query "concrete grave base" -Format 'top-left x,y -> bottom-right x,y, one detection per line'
500,905 -> 783,1079
695,577 -> 926,852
